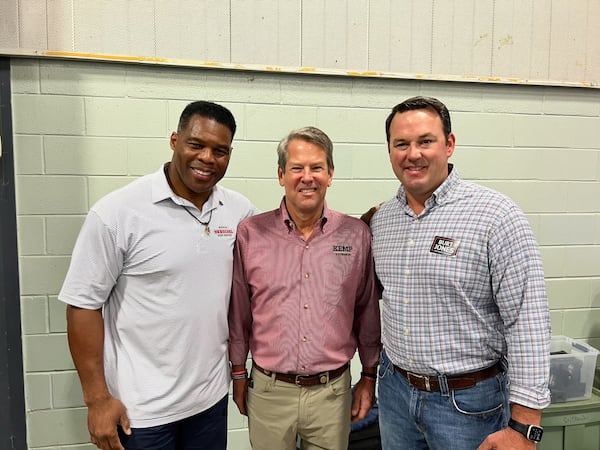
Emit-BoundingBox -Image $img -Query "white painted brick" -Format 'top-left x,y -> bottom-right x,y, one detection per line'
317,107 -> 387,144
245,105 -> 317,141
591,280 -> 600,308
227,429 -> 252,450
10,59 -> 40,94
21,296 -> 49,335
562,246 -> 600,277
17,215 -> 45,255
226,141 -> 278,179
27,407 -> 88,447
219,179 -> 281,213
539,246 -> 566,278
88,176 -> 137,206
452,148 -> 538,181
280,75 -> 353,107
48,296 -> 67,333
327,180 -> 399,216
351,78 -> 420,109
52,372 -> 84,408
46,216 -> 86,255
537,149 -> 599,182
346,143 -> 395,180
422,83 -> 486,113
23,334 -> 74,372
546,279 -> 591,309
563,309 -> 600,339
478,85 -> 544,114
45,136 -> 128,175
543,87 -> 600,117
13,94 -> 85,135
204,72 -> 282,104
19,256 -> 71,296
40,61 -> 127,96
514,115 -> 600,149
125,66 -> 207,100
550,311 -> 564,335
85,98 -> 167,137
127,138 -> 172,176
479,181 -> 568,214
564,182 -> 600,213
14,135 -> 44,175
25,373 -> 52,411
451,112 -> 513,147
537,214 -> 600,246
16,176 -> 88,215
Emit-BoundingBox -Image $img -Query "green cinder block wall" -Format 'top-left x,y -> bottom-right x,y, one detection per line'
11,57 -> 600,449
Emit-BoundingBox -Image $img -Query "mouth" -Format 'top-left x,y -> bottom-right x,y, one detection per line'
191,167 -> 213,177
404,165 -> 426,173
299,188 -> 317,194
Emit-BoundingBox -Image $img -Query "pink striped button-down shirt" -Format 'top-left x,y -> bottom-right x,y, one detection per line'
228,200 -> 381,375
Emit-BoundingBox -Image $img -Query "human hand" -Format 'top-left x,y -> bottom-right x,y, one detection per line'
477,427 -> 536,450
232,378 -> 249,416
351,377 -> 375,422
87,395 -> 130,450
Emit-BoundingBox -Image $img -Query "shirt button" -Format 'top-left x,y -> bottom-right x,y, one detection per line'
403,298 -> 409,304
408,239 -> 415,246
304,273 -> 310,278
404,328 -> 410,335
304,304 -> 309,309
302,336 -> 307,342
404,269 -> 411,275
305,245 -> 309,249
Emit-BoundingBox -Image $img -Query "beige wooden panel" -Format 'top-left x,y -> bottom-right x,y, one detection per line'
0,0 -> 19,48
19,0 -> 47,49
548,0 -> 574,82
450,0 -> 475,76
586,0 -> 600,83
409,0 -> 433,73
490,0 -> 523,78
73,0 -> 137,55
155,0 -> 230,61
301,0 -> 369,69
231,0 -> 301,66
431,0 -> 454,75
529,0 -> 552,80
368,0 -> 412,73
471,0 -> 494,76
47,0 -> 74,51
509,0 -> 534,80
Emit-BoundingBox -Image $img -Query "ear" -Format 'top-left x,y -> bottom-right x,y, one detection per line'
169,132 -> 178,151
327,167 -> 334,186
446,133 -> 456,158
278,167 -> 285,187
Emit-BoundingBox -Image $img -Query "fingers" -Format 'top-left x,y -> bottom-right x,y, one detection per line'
119,412 -> 132,436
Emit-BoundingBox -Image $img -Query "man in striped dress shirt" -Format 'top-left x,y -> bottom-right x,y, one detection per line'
228,126 -> 381,450
371,96 -> 551,450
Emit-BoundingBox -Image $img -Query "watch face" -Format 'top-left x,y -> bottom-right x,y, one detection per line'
527,426 -> 544,442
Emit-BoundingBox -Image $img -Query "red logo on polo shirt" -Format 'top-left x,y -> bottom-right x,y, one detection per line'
213,227 -> 234,237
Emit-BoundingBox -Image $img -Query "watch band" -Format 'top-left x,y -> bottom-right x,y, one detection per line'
508,418 -> 544,443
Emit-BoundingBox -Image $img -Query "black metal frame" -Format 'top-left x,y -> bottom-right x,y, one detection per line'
0,57 -> 27,450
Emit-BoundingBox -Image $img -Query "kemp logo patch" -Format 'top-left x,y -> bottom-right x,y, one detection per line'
430,236 -> 459,256
333,245 -> 353,256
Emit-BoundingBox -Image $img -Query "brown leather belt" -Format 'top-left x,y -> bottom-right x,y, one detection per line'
252,362 -> 348,387
394,362 -> 501,392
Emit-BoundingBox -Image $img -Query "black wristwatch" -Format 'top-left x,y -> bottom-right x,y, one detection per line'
508,418 -> 544,443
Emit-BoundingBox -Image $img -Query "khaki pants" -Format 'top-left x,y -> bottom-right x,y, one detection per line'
247,367 -> 352,450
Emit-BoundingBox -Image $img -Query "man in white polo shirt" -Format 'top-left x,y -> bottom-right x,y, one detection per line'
59,101 -> 258,450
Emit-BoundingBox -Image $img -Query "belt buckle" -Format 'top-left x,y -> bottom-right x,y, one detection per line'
407,372 -> 432,391
294,374 -> 308,386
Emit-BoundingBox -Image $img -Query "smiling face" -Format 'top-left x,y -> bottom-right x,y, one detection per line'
168,115 -> 232,209
278,138 -> 333,222
388,108 -> 455,212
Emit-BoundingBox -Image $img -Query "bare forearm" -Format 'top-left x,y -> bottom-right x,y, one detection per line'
66,305 -> 110,405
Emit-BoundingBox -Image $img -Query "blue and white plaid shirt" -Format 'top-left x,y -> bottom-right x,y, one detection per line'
371,165 -> 551,409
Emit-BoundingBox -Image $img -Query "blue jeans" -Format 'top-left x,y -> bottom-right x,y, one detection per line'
378,351 -> 509,450
118,394 -> 228,450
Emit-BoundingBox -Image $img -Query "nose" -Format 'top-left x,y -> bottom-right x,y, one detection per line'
196,147 -> 216,163
300,168 -> 313,183
406,143 -> 421,160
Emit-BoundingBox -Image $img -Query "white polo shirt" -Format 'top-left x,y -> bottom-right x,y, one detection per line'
59,166 -> 258,427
